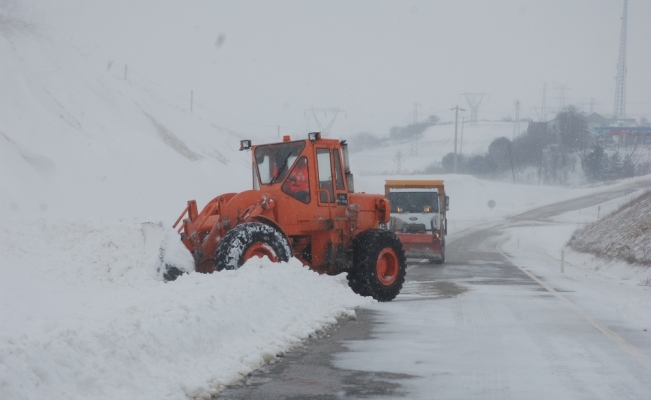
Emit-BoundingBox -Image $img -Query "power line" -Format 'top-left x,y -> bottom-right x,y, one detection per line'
304,107 -> 347,137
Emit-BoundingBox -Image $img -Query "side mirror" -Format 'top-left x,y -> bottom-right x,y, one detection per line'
445,196 -> 450,211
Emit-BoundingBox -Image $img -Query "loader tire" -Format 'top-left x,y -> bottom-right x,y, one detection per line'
214,222 -> 291,271
348,230 -> 406,302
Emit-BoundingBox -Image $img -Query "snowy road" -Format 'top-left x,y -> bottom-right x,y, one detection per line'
220,194 -> 651,399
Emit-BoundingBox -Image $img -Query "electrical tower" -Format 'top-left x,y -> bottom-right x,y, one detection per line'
578,97 -> 600,114
409,103 -> 421,124
555,85 -> 571,110
513,100 -> 521,139
614,0 -> 628,118
533,83 -> 548,122
304,107 -> 347,137
461,93 -> 489,124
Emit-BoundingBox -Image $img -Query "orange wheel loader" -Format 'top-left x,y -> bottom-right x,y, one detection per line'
171,133 -> 407,302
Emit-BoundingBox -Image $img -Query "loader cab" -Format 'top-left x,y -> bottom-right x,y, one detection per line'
251,134 -> 354,206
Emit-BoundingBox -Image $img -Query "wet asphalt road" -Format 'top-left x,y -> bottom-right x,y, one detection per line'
219,181 -> 651,399
218,228 -> 536,399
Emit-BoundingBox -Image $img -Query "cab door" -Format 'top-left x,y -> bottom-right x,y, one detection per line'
312,146 -> 349,270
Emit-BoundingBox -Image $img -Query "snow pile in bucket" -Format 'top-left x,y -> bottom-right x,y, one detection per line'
0,218 -> 372,400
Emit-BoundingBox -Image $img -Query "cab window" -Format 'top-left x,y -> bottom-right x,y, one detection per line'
254,141 -> 306,185
281,157 -> 310,203
333,149 -> 345,191
387,192 -> 439,213
316,148 -> 335,203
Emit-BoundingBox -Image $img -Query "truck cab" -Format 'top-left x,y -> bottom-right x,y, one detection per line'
385,180 -> 448,264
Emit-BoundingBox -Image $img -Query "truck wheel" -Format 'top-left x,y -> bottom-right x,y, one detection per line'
348,230 -> 407,302
431,252 -> 445,264
214,222 -> 292,271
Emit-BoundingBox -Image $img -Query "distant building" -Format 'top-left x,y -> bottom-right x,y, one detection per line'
594,126 -> 651,146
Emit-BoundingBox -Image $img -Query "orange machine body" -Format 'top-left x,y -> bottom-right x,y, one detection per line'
174,135 -> 390,274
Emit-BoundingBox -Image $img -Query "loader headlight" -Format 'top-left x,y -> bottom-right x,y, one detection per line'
239,140 -> 252,151
308,132 -> 321,141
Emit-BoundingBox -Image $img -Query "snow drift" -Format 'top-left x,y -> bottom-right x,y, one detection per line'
569,190 -> 651,266
0,218 -> 372,400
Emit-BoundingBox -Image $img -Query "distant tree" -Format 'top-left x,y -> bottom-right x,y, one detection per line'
467,155 -> 492,175
622,153 -> 636,178
584,146 -> 606,181
428,115 -> 440,124
557,106 -> 588,150
348,132 -> 384,151
608,152 -> 623,179
441,152 -> 466,173
389,120 -> 436,141
487,137 -> 512,171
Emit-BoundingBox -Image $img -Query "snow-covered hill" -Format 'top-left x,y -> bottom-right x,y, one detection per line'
0,25 -> 250,221
1,5 -> 371,399
569,190 -> 651,266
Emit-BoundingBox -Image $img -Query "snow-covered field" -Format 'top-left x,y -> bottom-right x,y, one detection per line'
350,121 -> 527,175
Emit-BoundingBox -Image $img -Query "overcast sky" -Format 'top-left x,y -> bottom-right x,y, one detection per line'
25,0 -> 651,137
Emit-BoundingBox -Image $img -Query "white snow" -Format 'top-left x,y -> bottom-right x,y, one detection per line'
0,218 -> 371,399
0,5 -> 372,399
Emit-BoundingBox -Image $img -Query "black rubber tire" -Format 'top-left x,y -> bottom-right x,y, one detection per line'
347,229 -> 407,302
431,252 -> 445,264
214,222 -> 292,271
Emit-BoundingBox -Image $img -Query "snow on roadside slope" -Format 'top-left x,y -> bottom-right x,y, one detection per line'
0,218 -> 372,400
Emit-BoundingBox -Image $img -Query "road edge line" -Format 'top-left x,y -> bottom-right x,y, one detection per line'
497,238 -> 651,372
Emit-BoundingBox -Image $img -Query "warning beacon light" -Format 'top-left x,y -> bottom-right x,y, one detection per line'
239,140 -> 252,151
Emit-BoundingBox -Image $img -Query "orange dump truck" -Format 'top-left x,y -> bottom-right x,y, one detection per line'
384,180 -> 448,264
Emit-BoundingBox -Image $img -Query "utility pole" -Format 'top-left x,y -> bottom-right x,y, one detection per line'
460,117 -> 465,155
541,83 -> 547,121
409,103 -> 421,156
513,100 -> 521,139
451,105 -> 466,173
614,0 -> 628,118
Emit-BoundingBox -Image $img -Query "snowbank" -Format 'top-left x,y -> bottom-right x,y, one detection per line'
0,218 -> 372,400
569,190 -> 651,265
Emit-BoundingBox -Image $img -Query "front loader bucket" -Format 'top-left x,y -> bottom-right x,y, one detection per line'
141,222 -> 195,281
